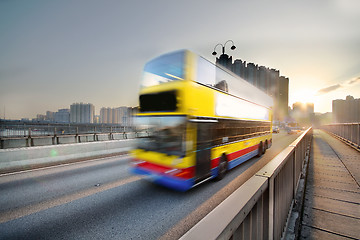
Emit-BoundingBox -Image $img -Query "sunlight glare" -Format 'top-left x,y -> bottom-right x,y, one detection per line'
292,89 -> 319,106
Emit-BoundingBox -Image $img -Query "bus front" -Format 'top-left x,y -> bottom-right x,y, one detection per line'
131,50 -> 195,191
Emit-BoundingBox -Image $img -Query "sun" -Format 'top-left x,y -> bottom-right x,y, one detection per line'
290,88 -> 320,107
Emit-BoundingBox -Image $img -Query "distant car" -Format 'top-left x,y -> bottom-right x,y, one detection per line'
272,126 -> 280,133
287,128 -> 297,134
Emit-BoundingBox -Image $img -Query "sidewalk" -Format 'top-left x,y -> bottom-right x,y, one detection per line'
300,130 -> 360,239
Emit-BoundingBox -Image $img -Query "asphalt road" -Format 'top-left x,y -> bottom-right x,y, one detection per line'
0,131 -> 302,240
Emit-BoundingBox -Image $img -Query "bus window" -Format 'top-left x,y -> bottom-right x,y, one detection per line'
139,91 -> 177,112
142,51 -> 185,88
135,116 -> 186,156
196,56 -> 216,86
214,80 -> 228,92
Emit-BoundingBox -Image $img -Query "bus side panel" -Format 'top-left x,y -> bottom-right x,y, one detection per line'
210,134 -> 272,175
182,81 -> 215,117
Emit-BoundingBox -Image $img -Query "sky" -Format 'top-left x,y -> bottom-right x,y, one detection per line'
1,0 -> 360,119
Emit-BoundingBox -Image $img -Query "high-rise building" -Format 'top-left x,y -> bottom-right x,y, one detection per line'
216,54 -> 233,70
46,111 -> 55,121
246,63 -> 258,86
100,107 -> 111,124
36,114 -> 47,121
332,95 -> 360,123
94,115 -> 100,124
54,109 -> 70,123
233,59 -> 246,79
278,76 -> 289,120
100,106 -> 133,126
258,66 -> 268,92
70,103 -> 95,123
216,55 -> 289,122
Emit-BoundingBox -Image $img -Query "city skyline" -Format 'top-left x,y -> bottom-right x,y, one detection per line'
20,103 -> 134,121
1,0 -> 360,119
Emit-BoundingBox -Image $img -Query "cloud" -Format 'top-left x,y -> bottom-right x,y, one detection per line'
316,76 -> 360,95
316,84 -> 342,95
346,77 -> 360,85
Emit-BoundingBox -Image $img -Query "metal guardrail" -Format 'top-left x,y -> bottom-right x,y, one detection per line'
181,128 -> 312,240
0,132 -> 139,149
0,121 -> 138,149
0,121 -> 133,138
322,123 -> 360,149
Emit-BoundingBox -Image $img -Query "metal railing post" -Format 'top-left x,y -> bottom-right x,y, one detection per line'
268,177 -> 274,240
358,124 -> 360,147
294,148 -> 298,199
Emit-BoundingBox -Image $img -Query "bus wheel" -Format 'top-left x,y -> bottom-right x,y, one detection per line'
264,140 -> 268,154
216,155 -> 227,181
257,142 -> 263,157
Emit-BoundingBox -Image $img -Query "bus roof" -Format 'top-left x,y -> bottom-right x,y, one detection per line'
144,49 -> 273,109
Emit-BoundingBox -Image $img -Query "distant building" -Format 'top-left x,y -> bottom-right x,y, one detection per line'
332,95 -> 360,123
100,106 -> 134,126
100,107 -> 111,124
295,102 -> 314,113
278,76 -> 289,121
258,66 -> 268,92
94,115 -> 100,124
216,55 -> 289,122
54,109 -> 70,123
116,107 -> 131,126
34,111 -> 54,122
291,102 -> 314,125
216,54 -> 233,70
313,112 -> 332,127
46,111 -> 55,122
70,103 -> 95,123
233,59 -> 246,79
36,114 -> 47,121
246,63 -> 257,86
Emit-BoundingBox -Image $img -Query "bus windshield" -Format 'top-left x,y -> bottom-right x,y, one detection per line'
135,116 -> 187,156
141,51 -> 185,88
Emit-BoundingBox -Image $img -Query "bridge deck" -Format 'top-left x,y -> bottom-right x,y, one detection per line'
300,130 -> 360,239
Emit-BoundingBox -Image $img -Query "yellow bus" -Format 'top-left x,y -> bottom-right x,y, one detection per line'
131,50 -> 273,191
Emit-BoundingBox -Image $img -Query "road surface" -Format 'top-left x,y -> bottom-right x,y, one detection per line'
0,131 -> 301,239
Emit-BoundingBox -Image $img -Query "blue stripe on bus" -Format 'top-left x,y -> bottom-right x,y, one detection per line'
227,149 -> 259,170
131,166 -> 194,192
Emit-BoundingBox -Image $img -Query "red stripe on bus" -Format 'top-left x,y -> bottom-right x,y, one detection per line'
136,161 -> 195,179
138,161 -> 172,173
210,144 -> 259,169
211,158 -> 220,169
228,144 -> 259,161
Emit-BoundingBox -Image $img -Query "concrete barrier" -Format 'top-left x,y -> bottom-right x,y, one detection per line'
57,135 -> 77,144
1,138 -> 28,148
96,133 -> 110,141
126,132 -> 136,139
78,135 -> 95,143
113,133 -> 125,140
0,139 -> 136,174
32,137 -> 53,146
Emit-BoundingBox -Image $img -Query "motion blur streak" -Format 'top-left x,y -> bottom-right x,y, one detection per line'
0,175 -> 142,223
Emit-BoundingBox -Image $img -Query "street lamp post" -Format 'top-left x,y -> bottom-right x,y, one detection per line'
212,40 -> 236,56
212,40 -> 236,70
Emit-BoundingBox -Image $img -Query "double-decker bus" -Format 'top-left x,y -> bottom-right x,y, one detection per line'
131,50 -> 273,191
